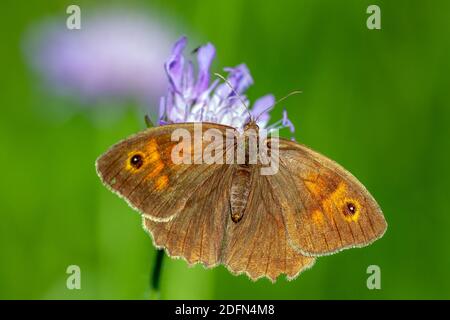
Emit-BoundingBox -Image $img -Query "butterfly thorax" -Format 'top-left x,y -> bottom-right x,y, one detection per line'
229,121 -> 259,223
243,120 -> 259,133
242,120 -> 260,163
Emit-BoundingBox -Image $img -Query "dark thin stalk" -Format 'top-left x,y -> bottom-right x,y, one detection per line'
151,249 -> 165,298
144,115 -> 154,128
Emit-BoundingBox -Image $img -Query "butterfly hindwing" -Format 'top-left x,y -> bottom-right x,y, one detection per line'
220,168 -> 316,281
143,164 -> 234,268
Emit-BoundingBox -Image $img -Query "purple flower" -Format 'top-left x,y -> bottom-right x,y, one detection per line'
158,37 -> 296,135
25,8 -> 175,104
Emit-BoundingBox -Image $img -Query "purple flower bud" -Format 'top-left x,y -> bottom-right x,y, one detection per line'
25,8 -> 175,105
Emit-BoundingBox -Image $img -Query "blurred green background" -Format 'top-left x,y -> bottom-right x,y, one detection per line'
1,0 -> 450,299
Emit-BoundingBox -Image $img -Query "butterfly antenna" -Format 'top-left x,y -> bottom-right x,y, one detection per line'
214,72 -> 253,120
255,90 -> 302,122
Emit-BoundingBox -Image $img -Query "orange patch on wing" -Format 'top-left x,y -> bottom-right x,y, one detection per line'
312,210 -> 324,225
146,161 -> 164,179
320,182 -> 362,222
147,151 -> 161,163
125,141 -> 161,172
147,139 -> 158,153
155,175 -> 169,191
304,180 -> 321,196
304,173 -> 323,196
328,182 -> 347,204
322,182 -> 347,217
145,139 -> 162,163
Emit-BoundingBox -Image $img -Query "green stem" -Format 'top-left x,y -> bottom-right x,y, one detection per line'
151,249 -> 165,299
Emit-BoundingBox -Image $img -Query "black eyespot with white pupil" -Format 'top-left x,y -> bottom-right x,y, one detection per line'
346,202 -> 357,215
130,154 -> 143,169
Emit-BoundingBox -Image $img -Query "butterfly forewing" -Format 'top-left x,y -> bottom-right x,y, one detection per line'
96,123 -> 235,222
272,138 -> 387,256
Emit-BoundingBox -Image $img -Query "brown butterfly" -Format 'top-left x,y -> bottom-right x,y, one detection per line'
96,119 -> 387,282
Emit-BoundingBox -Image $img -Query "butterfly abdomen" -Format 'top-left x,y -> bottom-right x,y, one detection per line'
230,164 -> 252,223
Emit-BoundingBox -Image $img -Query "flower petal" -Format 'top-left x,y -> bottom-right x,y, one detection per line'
195,43 -> 215,96
224,64 -> 253,93
215,64 -> 254,99
282,109 -> 295,133
158,96 -> 166,123
171,35 -> 187,56
183,61 -> 194,94
251,94 -> 274,117
165,36 -> 187,93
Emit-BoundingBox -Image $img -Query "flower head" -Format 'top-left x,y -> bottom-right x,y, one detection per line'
158,37 -> 295,135
25,8 -> 174,104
